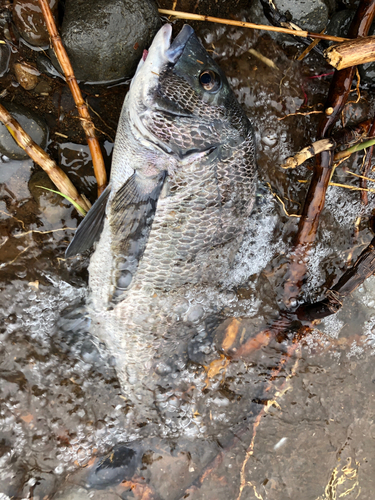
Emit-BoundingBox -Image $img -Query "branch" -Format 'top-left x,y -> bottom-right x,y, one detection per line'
325,36 -> 375,70
0,103 -> 90,213
158,9 -> 349,43
38,0 -> 107,197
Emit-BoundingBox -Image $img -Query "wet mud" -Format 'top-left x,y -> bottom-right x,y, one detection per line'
2,2 -> 375,499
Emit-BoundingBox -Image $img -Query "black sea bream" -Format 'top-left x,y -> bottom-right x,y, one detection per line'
67,23 -> 257,425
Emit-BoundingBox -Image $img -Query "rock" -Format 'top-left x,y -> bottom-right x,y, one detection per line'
248,0 -> 329,43
33,79 -> 52,95
0,43 -> 10,77
357,22 -> 375,85
36,53 -> 65,80
326,9 -> 355,40
49,0 -> 160,83
0,102 -> 48,160
341,0 -> 359,7
12,0 -> 58,47
13,62 -> 40,90
273,0 -> 329,32
86,443 -> 139,487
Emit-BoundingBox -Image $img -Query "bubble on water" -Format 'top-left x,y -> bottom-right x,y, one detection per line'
223,193 -> 283,288
362,316 -> 375,354
325,186 -> 362,230
320,315 -> 344,339
347,340 -> 364,359
261,128 -> 278,147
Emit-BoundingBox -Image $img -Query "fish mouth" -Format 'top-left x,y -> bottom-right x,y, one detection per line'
165,24 -> 195,63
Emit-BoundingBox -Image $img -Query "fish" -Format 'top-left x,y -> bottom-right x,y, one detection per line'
66,23 -> 257,427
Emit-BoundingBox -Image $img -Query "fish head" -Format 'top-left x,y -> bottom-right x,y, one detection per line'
128,24 -> 250,160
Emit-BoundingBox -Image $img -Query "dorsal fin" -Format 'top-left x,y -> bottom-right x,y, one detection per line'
65,185 -> 111,258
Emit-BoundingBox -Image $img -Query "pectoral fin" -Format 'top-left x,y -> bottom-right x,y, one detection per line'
65,185 -> 111,258
110,171 -> 167,240
109,171 -> 167,303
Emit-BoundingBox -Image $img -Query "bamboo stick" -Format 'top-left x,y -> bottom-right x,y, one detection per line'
325,36 -> 375,70
0,103 -> 90,212
158,9 -> 350,42
38,0 -> 107,197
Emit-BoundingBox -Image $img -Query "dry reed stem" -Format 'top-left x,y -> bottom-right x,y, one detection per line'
0,103 -> 90,212
38,0 -> 107,197
325,35 -> 375,70
158,9 -> 350,42
281,139 -> 336,169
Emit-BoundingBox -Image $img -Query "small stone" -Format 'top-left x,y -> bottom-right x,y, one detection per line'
13,62 -> 40,90
12,0 -> 58,47
49,0 -> 161,83
0,102 -> 48,160
33,80 -> 52,95
87,444 -> 139,487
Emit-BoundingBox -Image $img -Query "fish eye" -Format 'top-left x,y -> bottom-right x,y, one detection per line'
199,70 -> 221,92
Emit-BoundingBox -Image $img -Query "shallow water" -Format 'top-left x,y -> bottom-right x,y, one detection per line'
2,14 -> 375,500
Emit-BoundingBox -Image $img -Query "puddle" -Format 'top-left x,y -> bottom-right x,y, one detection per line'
1,11 -> 375,500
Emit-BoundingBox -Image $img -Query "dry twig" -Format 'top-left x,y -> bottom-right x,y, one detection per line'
38,0 -> 107,197
158,9 -> 350,42
0,103 -> 90,212
282,139 -> 336,169
325,35 -> 375,70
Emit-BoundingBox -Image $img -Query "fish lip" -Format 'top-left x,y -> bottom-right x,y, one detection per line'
165,24 -> 194,63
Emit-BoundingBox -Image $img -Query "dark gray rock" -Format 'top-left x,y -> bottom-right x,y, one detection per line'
275,0 -> 329,32
341,0 -> 359,7
360,59 -> 375,85
326,9 -> 355,40
36,53 -> 65,80
0,102 -> 48,160
87,443 -> 139,487
248,0 -> 329,44
50,0 -> 160,84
